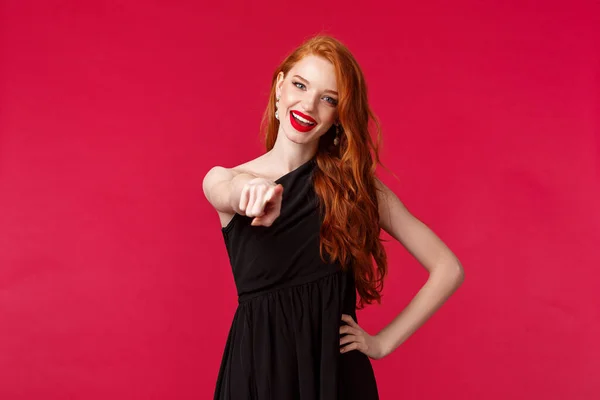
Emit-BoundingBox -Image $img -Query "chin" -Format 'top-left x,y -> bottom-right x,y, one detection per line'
287,132 -> 319,145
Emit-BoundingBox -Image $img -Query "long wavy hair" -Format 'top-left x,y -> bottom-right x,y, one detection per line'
260,34 -> 388,308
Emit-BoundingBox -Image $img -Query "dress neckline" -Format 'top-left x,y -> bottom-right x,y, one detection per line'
274,155 -> 317,184
221,155 -> 317,234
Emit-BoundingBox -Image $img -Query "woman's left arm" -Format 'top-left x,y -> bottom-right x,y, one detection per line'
340,178 -> 465,359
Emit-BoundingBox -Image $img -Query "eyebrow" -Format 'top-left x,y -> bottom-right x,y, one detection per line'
293,75 -> 338,96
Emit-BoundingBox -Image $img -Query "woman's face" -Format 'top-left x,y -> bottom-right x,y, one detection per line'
275,55 -> 339,145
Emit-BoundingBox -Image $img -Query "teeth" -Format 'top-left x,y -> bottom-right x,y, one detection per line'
293,112 -> 315,125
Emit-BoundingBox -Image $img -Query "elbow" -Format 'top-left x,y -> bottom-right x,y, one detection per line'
452,261 -> 465,287
436,260 -> 464,287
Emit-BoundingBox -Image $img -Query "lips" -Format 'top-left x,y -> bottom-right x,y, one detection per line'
289,110 -> 317,133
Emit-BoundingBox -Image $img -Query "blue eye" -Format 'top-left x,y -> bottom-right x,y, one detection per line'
324,96 -> 338,106
293,81 -> 306,90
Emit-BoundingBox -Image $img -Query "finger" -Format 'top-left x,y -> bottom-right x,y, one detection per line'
339,334 -> 359,346
340,342 -> 362,353
341,314 -> 360,328
264,184 -> 283,206
340,325 -> 361,335
258,188 -> 273,213
252,186 -> 263,217
239,185 -> 250,213
272,184 -> 284,198
246,186 -> 257,217
256,186 -> 269,217
263,186 -> 275,203
253,219 -> 267,227
252,191 -> 282,226
251,213 -> 272,227
255,211 -> 279,227
251,206 -> 280,227
339,325 -> 362,336
256,186 -> 268,215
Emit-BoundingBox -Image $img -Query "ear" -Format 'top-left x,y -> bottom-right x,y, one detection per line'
275,71 -> 285,97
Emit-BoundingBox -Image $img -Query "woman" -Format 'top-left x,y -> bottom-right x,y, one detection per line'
203,34 -> 465,399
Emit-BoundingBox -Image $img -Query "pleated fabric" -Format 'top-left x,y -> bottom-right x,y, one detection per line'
214,156 -> 379,400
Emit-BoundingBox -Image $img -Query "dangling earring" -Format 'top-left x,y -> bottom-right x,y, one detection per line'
333,123 -> 340,146
275,94 -> 281,120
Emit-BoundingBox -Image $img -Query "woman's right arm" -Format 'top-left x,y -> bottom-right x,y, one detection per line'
202,166 -> 256,215
202,166 -> 284,227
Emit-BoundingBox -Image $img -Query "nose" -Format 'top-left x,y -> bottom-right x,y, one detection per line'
301,93 -> 319,112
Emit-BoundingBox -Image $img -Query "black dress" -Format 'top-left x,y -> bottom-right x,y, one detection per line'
214,156 -> 379,400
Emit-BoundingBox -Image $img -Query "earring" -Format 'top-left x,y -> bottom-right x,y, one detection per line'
275,94 -> 281,120
333,123 -> 340,146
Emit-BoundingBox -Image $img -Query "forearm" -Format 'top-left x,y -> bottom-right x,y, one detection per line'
376,264 -> 464,355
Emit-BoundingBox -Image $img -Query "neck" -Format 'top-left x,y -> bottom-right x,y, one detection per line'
268,129 -> 318,173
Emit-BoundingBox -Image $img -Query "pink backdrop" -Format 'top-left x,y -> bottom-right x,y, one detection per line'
1,1 -> 598,399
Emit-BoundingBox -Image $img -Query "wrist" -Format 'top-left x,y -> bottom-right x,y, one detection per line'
375,330 -> 395,357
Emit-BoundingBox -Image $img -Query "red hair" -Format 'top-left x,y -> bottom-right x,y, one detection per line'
260,34 -> 388,308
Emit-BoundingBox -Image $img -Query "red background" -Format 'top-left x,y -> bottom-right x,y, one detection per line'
1,1 -> 599,399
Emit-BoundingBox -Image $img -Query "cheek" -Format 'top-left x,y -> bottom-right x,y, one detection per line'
282,91 -> 298,105
321,110 -> 337,124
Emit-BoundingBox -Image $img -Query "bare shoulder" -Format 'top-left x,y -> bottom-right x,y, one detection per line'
202,158 -> 259,201
202,155 -> 267,195
374,177 -> 426,244
229,153 -> 275,179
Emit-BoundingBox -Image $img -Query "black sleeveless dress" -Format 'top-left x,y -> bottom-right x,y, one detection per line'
214,156 -> 379,400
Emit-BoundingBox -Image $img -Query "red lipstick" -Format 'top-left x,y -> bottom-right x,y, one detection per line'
289,110 -> 317,133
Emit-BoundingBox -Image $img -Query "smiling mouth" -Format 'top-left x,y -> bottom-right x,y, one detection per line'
291,111 -> 316,126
